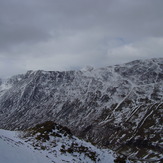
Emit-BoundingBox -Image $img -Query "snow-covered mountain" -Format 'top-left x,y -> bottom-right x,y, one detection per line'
0,121 -> 114,163
0,58 -> 163,162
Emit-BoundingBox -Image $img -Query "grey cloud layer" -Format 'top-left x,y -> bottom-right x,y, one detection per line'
0,0 -> 163,77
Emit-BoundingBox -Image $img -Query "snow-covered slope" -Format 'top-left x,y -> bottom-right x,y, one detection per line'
0,129 -> 53,163
0,121 -> 114,163
0,58 -> 162,161
0,74 -> 24,97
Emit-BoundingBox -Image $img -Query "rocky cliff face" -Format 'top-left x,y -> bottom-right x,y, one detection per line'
0,58 -> 162,161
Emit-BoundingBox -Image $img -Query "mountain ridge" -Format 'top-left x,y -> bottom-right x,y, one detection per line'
0,58 -> 163,161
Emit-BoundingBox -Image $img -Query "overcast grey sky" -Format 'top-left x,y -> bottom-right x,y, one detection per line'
0,0 -> 163,78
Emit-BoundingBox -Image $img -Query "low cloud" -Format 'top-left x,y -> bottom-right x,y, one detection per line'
107,37 -> 163,64
0,0 -> 163,78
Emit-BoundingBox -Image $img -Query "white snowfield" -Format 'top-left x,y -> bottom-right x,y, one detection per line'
0,129 -> 115,163
0,129 -> 53,163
